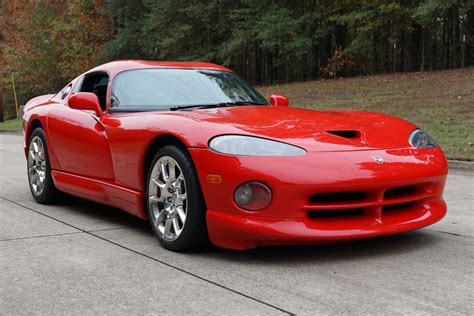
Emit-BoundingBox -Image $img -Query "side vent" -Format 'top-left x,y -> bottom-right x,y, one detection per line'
327,130 -> 360,139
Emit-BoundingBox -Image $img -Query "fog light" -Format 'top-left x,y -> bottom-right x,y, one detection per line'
234,182 -> 271,211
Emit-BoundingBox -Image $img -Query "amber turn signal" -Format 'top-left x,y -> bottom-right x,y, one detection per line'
206,174 -> 222,184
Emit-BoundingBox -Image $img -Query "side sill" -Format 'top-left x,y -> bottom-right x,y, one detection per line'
51,170 -> 147,219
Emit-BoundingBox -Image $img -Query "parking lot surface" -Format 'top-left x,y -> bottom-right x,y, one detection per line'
1,133 -> 473,315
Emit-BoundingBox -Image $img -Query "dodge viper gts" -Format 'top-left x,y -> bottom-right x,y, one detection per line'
22,60 -> 448,251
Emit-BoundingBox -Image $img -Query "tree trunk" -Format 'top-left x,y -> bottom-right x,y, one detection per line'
444,12 -> 449,69
373,32 -> 378,74
454,4 -> 460,68
0,76 -> 3,122
421,28 -> 425,72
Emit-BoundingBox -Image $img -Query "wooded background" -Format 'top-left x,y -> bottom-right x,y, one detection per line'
1,0 -> 473,118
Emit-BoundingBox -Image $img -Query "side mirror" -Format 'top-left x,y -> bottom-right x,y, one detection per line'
68,92 -> 103,117
269,94 -> 289,107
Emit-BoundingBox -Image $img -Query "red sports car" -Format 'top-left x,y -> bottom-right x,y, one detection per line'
22,60 -> 447,251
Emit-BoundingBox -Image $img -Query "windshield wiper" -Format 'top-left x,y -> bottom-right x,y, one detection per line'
220,101 -> 268,106
169,101 -> 268,111
169,103 -> 230,111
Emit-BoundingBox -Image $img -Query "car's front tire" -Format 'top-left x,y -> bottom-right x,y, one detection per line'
27,128 -> 61,204
146,145 -> 209,251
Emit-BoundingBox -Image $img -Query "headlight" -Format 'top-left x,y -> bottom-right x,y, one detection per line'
409,129 -> 437,148
209,135 -> 306,156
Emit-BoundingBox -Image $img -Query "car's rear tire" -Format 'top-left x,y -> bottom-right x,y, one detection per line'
146,145 -> 209,251
27,128 -> 61,204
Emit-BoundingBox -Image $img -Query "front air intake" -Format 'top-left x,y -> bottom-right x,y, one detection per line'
308,208 -> 364,218
309,191 -> 366,204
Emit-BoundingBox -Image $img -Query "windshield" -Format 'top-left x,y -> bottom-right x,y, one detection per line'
110,68 -> 267,111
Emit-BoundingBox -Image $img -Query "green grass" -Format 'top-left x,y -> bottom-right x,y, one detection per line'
0,117 -> 22,133
258,68 -> 474,161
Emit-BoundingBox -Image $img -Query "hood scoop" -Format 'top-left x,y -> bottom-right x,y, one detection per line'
326,130 -> 361,139
325,130 -> 367,147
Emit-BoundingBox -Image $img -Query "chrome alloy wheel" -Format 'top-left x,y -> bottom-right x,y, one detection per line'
148,156 -> 187,241
28,136 -> 47,196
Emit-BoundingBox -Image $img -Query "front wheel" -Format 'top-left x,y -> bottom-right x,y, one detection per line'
146,145 -> 208,251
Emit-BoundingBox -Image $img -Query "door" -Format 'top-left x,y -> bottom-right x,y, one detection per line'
47,72 -> 114,180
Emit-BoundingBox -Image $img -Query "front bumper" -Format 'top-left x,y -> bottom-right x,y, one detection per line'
189,147 -> 448,250
206,200 -> 446,250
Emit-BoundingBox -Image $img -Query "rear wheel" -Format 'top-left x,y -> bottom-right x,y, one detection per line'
27,128 -> 61,204
146,145 -> 208,251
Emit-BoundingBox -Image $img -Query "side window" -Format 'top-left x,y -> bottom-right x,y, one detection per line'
71,76 -> 84,94
52,83 -> 73,103
80,72 -> 109,111
61,85 -> 72,100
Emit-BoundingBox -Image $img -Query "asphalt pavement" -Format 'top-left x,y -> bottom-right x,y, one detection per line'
1,133 -> 473,315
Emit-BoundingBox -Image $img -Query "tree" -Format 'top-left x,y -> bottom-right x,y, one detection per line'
1,0 -> 472,103
52,0 -> 113,80
2,1 -> 63,106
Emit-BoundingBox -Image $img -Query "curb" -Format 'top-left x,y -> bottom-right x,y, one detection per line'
0,130 -> 22,135
448,160 -> 474,172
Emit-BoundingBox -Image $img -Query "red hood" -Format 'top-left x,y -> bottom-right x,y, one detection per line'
116,106 -> 417,152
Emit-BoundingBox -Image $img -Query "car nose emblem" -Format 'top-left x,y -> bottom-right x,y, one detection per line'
371,155 -> 385,164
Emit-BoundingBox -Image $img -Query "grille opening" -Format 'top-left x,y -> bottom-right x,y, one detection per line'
308,208 -> 364,219
384,186 -> 417,199
382,202 -> 414,212
310,191 -> 366,204
327,130 -> 360,139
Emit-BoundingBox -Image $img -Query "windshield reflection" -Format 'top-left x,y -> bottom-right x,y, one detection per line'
110,68 -> 267,111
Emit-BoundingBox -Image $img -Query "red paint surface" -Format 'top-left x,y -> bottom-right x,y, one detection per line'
22,60 -> 448,250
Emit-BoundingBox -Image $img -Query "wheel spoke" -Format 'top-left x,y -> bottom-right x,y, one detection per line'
34,178 -> 41,192
149,195 -> 163,203
151,178 -> 166,191
168,160 -> 176,181
164,218 -> 172,236
177,206 -> 186,223
155,210 -> 165,226
37,141 -> 44,159
160,162 -> 169,181
32,141 -> 39,153
31,174 -> 39,184
175,192 -> 186,206
29,150 -> 35,161
172,217 -> 180,235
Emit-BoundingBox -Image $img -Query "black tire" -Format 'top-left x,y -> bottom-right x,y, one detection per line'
27,128 -> 61,204
145,145 -> 209,251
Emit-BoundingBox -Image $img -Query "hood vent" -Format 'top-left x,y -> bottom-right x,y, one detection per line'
327,130 -> 360,139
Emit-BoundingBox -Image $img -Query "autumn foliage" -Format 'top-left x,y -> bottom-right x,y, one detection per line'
1,0 -> 473,118
1,0 -> 111,115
